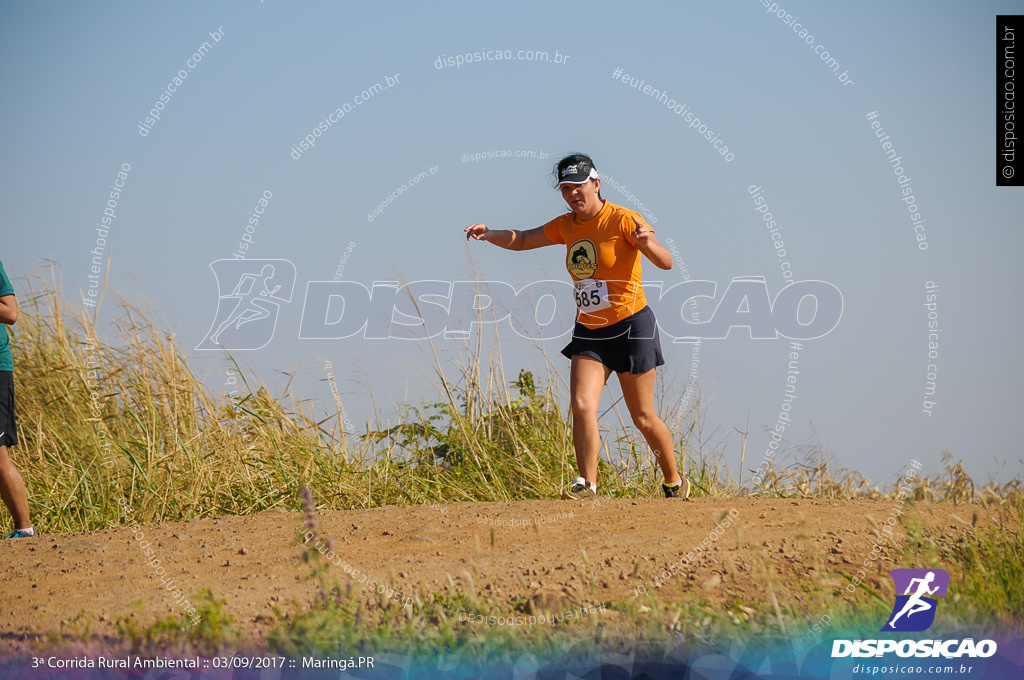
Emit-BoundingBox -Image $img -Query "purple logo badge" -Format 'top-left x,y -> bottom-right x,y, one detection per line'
881,568 -> 949,632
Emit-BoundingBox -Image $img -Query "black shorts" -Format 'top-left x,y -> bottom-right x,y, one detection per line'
560,306 -> 665,375
0,371 -> 16,448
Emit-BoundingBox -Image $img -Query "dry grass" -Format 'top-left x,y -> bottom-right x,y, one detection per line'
6,274 -> 1020,535
5,276 -> 1020,660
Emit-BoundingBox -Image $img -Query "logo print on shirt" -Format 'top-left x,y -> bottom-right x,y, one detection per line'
566,239 -> 598,280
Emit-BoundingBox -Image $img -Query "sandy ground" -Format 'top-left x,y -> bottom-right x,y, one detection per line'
0,497 -> 993,653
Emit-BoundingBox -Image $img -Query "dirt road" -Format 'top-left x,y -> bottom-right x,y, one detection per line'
0,497 -> 989,651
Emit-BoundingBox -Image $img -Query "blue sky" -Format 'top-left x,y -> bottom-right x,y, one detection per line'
2,0 -> 1021,486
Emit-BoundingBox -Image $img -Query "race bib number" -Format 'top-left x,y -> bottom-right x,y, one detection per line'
573,278 -> 611,311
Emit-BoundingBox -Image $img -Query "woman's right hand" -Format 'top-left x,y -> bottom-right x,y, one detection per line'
464,223 -> 489,241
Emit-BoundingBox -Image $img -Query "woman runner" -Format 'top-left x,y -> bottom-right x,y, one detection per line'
464,153 -> 689,500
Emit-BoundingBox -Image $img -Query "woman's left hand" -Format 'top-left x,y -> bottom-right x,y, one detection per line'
630,215 -> 673,270
631,216 -> 653,245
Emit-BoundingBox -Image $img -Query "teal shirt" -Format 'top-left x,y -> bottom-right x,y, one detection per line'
0,261 -> 14,372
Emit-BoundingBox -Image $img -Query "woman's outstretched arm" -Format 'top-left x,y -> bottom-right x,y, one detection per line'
464,224 -> 556,251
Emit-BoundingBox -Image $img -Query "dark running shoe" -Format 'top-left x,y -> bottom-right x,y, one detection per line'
663,478 -> 691,499
561,477 -> 597,500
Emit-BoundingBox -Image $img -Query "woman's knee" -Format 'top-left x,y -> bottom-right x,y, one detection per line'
630,410 -> 661,433
571,395 -> 599,418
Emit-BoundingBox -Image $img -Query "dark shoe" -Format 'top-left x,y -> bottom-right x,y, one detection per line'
662,478 -> 691,499
562,477 -> 597,500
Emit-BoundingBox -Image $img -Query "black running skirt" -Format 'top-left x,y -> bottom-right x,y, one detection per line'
560,306 -> 665,375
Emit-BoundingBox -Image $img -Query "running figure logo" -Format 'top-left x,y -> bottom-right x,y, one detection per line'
881,568 -> 949,632
197,260 -> 296,350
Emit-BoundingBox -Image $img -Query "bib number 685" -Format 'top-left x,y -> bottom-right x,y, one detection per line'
574,288 -> 601,308
573,279 -> 609,310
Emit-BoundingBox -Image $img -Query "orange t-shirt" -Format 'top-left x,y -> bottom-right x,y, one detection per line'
541,200 -> 650,329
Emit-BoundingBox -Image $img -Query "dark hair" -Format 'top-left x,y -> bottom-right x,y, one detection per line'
553,153 -> 602,199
